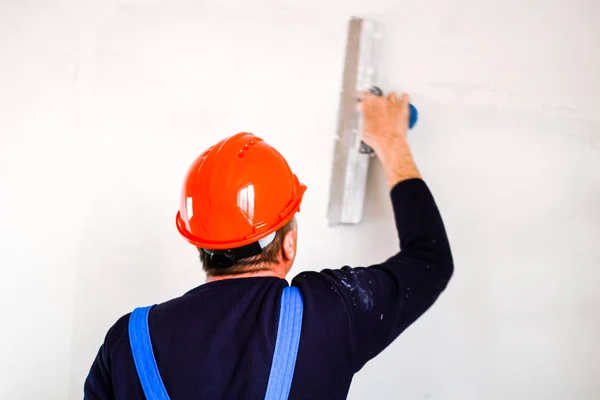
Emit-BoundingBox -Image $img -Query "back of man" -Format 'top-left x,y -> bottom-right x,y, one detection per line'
84,92 -> 453,399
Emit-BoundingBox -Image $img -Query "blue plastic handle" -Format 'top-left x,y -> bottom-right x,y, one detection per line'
408,103 -> 418,129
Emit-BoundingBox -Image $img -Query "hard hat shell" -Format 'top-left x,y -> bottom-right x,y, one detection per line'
176,132 -> 306,250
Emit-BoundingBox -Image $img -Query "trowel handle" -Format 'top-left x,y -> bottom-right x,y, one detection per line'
359,86 -> 418,154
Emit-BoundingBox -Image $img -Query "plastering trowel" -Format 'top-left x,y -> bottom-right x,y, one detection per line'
327,17 -> 418,226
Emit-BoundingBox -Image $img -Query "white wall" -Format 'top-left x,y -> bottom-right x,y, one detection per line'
1,0 -> 599,399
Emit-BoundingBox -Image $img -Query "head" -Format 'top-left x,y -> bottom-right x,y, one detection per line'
175,132 -> 306,280
198,217 -> 298,279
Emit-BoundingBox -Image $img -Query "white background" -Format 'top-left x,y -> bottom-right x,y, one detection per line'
1,0 -> 599,399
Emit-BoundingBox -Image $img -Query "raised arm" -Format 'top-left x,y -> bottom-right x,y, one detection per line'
318,92 -> 454,371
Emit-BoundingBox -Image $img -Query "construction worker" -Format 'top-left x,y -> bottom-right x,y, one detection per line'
84,92 -> 453,399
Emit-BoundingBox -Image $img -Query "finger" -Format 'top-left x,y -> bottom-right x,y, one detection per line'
399,93 -> 410,114
355,91 -> 375,102
386,92 -> 397,102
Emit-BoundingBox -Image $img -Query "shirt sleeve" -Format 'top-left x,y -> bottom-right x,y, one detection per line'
83,316 -> 129,400
84,344 -> 115,400
318,178 -> 454,371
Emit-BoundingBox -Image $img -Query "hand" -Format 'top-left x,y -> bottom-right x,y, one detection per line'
357,91 -> 410,156
357,91 -> 421,187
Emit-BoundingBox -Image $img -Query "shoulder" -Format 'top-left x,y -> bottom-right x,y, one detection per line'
292,267 -> 374,313
101,312 -> 133,357
292,268 -> 351,297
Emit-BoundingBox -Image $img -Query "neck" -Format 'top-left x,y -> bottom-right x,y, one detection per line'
206,268 -> 286,283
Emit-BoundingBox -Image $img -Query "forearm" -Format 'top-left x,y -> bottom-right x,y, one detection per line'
376,137 -> 421,189
375,134 -> 448,264
390,178 -> 453,278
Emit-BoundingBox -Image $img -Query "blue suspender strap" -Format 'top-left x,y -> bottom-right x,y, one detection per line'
128,306 -> 171,400
127,287 -> 303,400
264,286 -> 304,400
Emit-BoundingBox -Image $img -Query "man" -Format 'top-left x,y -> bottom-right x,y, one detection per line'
84,91 -> 453,399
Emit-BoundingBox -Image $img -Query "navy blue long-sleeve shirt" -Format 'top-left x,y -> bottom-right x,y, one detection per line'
84,178 -> 453,399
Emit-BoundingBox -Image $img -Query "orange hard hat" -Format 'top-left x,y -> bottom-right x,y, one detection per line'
176,132 -> 306,251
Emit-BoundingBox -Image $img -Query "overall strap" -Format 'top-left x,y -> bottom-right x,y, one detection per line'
128,305 -> 170,400
264,286 -> 304,400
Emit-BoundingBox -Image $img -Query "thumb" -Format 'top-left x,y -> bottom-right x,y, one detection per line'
399,93 -> 410,115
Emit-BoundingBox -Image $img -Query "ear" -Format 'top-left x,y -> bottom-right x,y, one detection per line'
282,229 -> 297,261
